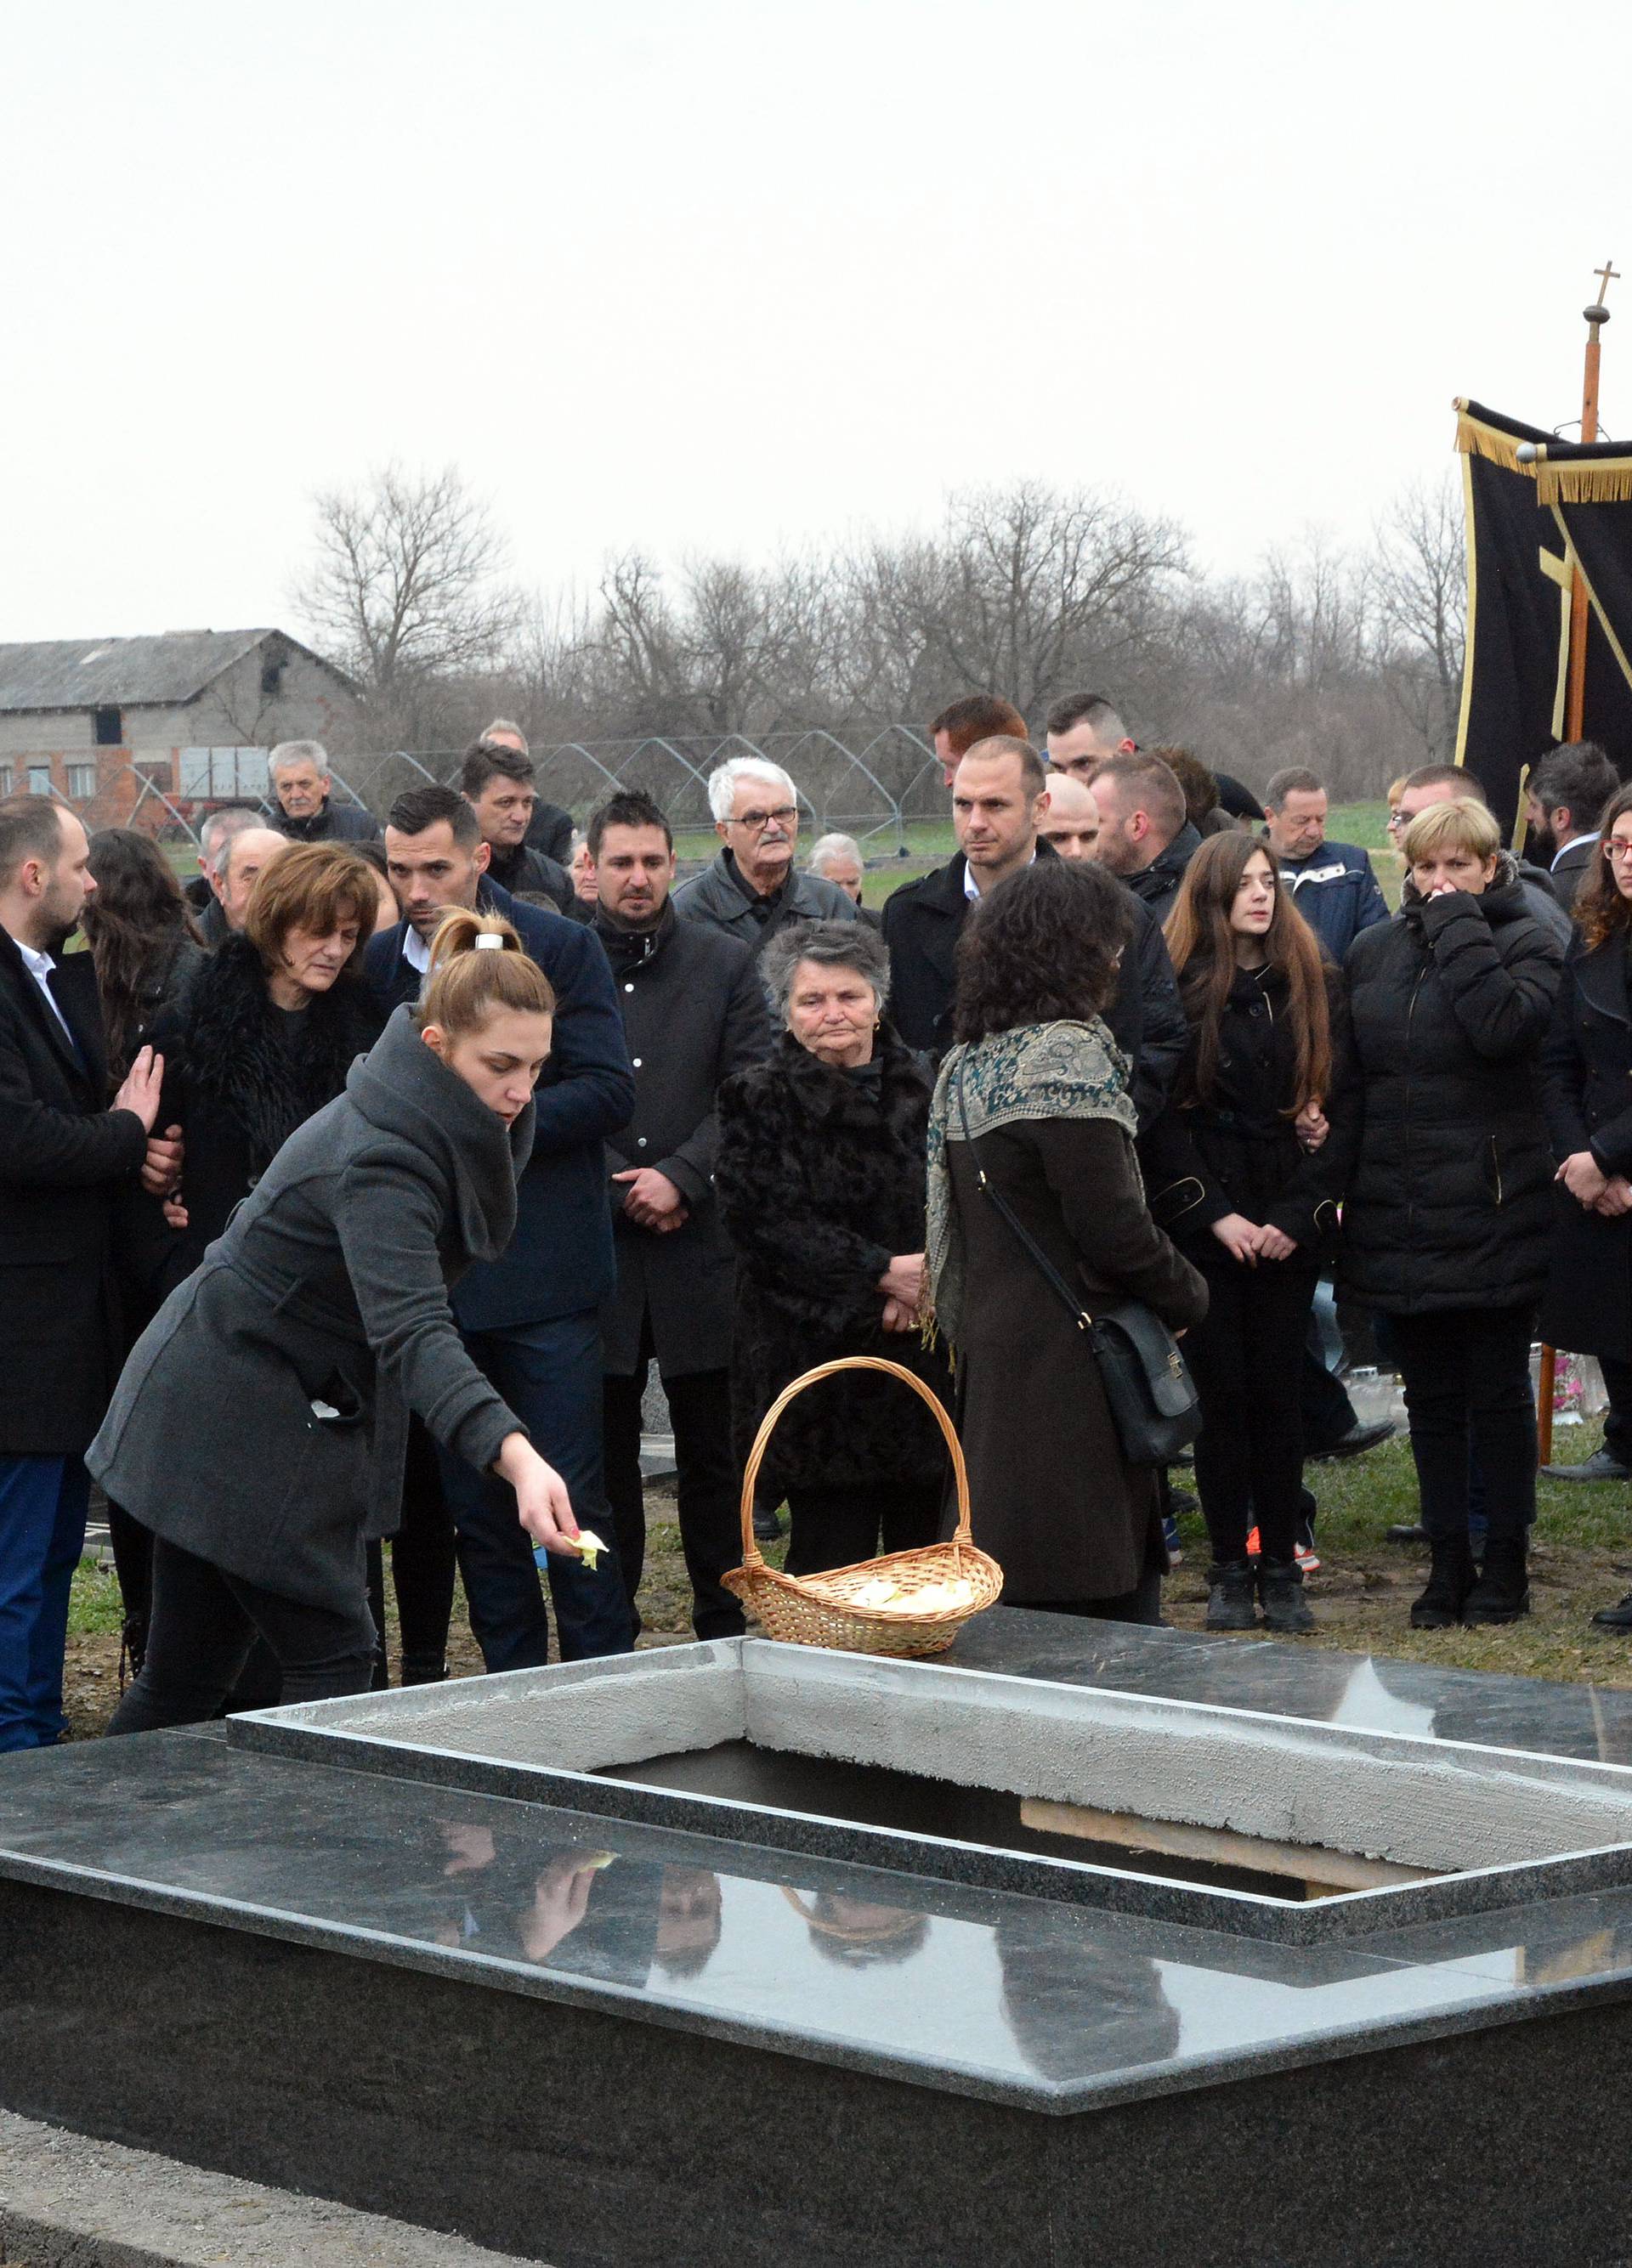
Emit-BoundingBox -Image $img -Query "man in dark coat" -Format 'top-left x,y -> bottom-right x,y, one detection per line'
1263,766 -> 1391,961
1526,740 -> 1620,914
1090,752 -> 1203,924
884,738 -> 1187,1126
478,718 -> 577,866
369,786 -> 637,1666
0,798 -> 170,1750
268,740 -> 382,845
672,757 -> 857,950
587,791 -> 772,1638
460,736 -> 574,912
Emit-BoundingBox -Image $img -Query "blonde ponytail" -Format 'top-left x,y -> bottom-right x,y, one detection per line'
416,909 -> 555,1035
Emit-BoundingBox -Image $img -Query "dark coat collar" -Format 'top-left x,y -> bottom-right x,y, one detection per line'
773,1025 -> 928,1128
1573,931 -> 1632,1026
0,923 -> 105,1094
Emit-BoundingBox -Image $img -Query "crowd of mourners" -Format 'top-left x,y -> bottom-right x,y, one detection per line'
3,698 -> 1630,1754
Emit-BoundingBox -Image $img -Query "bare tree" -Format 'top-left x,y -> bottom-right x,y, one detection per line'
1373,473 -> 1466,760
292,464 -> 525,716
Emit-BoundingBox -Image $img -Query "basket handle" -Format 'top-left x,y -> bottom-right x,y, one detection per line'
736,1355 -> 971,1570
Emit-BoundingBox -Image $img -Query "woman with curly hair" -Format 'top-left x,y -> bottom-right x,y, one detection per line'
926,859 -> 1206,1625
1540,782 -> 1632,1629
1149,831 -> 1346,1632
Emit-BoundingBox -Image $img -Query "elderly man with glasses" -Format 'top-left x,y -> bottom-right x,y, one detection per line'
672,757 -> 857,953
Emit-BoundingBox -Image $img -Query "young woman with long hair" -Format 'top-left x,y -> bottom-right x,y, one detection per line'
1151,831 -> 1343,1633
94,910 -> 584,1732
1540,781 -> 1632,1626
82,829 -> 207,1079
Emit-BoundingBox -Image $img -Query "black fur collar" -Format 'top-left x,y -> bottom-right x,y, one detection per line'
182,932 -> 380,1170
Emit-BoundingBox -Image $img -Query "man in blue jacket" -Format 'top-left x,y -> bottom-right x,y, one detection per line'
1263,767 -> 1390,960
368,786 -> 637,1666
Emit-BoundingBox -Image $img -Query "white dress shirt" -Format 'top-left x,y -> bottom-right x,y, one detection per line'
15,939 -> 76,1045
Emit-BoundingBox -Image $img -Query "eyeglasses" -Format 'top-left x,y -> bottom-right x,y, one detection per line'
732,805 -> 797,832
1602,839 -> 1632,863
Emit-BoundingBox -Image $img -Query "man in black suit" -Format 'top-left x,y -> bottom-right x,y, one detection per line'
368,787 -> 637,1666
0,798 -> 171,1750
1526,740 -> 1621,914
589,791 -> 772,1638
883,737 -> 1187,1128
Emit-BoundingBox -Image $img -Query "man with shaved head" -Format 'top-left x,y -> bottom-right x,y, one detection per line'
1037,771 -> 1102,861
1044,690 -> 1136,783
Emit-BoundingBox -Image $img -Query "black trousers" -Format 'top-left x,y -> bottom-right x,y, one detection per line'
1386,1305 -> 1537,1545
782,1482 -> 943,1578
1186,1255 -> 1319,1566
604,1346 -> 745,1642
366,1417 -> 459,1681
1300,1340 -> 1358,1454
108,1538 -> 377,1735
1601,1355 -> 1632,1468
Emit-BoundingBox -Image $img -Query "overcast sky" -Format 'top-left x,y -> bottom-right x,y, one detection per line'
1,0 -> 1624,645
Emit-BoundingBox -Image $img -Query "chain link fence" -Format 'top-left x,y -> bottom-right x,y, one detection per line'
43,727 -> 942,862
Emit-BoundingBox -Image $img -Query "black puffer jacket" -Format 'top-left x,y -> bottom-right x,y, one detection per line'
1144,963 -> 1349,1257
715,1027 -> 951,1494
1326,863 -> 1564,1315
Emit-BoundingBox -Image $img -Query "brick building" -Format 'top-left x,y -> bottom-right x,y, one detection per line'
0,629 -> 362,827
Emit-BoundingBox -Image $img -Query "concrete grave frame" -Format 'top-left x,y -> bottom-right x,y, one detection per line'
235,1638 -> 1632,1946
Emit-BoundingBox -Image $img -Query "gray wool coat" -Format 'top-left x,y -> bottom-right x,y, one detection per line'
88,1008 -> 530,1614
671,850 -> 858,953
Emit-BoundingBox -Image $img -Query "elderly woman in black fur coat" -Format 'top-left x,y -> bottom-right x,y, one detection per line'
716,919 -> 951,1576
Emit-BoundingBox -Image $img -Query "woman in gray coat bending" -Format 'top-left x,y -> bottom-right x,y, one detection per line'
95,911 -> 582,1731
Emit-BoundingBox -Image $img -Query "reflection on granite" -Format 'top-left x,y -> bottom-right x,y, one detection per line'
4,1726 -> 1631,2113
945,1608 -> 1632,1763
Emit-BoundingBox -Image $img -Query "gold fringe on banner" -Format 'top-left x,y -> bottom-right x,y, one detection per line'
1454,405 -> 1536,475
1536,457 -> 1632,505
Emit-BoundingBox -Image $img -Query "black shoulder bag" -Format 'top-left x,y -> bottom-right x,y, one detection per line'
954,1063 -> 1201,1467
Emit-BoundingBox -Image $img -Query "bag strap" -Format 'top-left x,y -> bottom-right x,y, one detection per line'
954,1057 -> 1095,1336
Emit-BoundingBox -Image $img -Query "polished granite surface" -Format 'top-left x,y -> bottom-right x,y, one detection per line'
6,1614 -> 1632,2114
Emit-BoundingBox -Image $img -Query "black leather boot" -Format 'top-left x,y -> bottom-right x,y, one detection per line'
1205,1561 -> 1258,1632
1258,1558 -> 1315,1634
1410,1534 -> 1477,1629
1463,1536 -> 1531,1625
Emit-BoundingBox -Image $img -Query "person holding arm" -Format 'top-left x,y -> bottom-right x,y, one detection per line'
94,913 -> 583,1732
926,858 -> 1208,1625
1148,832 -> 1345,1632
0,798 -> 173,1750
1538,783 -> 1632,1625
1327,798 -> 1564,1629
716,920 -> 951,1576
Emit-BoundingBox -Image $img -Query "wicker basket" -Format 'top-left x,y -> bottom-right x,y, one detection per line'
722,1355 -> 1002,1656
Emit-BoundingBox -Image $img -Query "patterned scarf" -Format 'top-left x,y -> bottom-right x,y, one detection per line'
924,1018 -> 1136,1348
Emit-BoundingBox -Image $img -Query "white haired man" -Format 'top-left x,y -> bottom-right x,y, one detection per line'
672,758 -> 857,951
808,831 -> 881,930
267,742 -> 381,846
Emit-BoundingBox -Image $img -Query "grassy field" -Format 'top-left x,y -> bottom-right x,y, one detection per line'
58,1405 -> 1632,1739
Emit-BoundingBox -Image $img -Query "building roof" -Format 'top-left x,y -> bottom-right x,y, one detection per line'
0,629 -> 354,713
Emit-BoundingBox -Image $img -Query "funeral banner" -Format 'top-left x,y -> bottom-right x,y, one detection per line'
1454,399 -> 1632,840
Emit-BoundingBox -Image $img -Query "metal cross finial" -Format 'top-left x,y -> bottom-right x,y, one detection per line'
1595,258 -> 1620,303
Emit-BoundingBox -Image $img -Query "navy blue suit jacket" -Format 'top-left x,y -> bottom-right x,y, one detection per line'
365,880 -> 635,1331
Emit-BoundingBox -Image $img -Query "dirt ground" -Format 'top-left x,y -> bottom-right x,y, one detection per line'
61,1426 -> 1632,1740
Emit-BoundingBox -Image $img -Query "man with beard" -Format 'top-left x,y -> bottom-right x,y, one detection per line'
590,791 -> 771,1638
1524,741 -> 1621,913
0,799 -> 173,1750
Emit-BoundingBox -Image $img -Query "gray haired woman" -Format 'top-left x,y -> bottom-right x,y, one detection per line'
715,921 -> 952,1575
